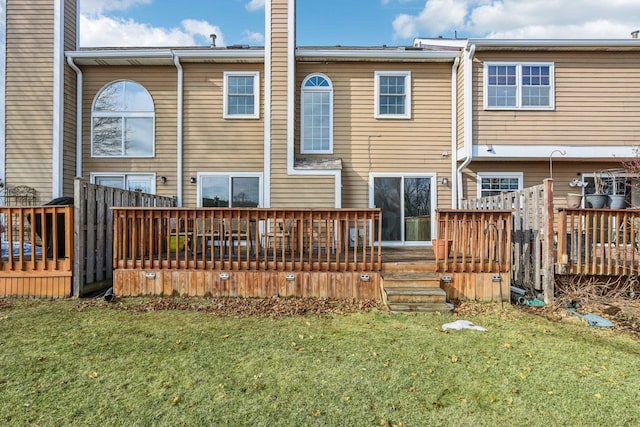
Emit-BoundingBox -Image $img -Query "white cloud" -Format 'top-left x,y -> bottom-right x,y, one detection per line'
392,0 -> 468,39
80,14 -> 225,47
245,0 -> 265,12
393,0 -> 640,39
82,0 -> 152,15
241,30 -> 264,44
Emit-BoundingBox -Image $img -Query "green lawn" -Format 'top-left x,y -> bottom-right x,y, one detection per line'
1,298 -> 639,426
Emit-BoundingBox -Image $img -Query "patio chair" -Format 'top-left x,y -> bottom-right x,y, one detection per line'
263,218 -> 292,252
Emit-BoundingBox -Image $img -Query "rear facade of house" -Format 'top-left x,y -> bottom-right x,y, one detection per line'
2,0 -> 640,248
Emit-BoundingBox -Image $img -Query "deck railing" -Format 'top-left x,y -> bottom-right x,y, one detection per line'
557,208 -> 640,275
435,210 -> 512,273
112,208 -> 382,272
1,206 -> 74,297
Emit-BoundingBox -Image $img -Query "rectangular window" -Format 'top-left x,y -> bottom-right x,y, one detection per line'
92,173 -> 155,194
224,72 -> 260,119
485,63 -> 554,110
198,174 -> 262,207
478,173 -> 523,197
375,71 -> 411,119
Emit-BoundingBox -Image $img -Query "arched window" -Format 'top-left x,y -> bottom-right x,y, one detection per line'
92,80 -> 155,157
301,74 -> 333,153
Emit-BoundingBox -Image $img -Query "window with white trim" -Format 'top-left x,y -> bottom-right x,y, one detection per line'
477,172 -> 523,197
198,174 -> 262,207
374,71 -> 411,119
484,63 -> 554,110
92,173 -> 155,194
92,80 -> 155,157
223,72 -> 260,118
301,74 -> 333,153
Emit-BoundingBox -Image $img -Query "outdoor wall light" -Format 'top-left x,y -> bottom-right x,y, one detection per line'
160,176 -> 167,184
190,176 -> 197,184
220,272 -> 230,280
285,273 -> 295,281
441,276 -> 452,283
360,274 -> 370,282
440,177 -> 449,185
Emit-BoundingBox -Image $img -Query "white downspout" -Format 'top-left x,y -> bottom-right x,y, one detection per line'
66,57 -> 83,178
284,0 -> 341,207
456,43 -> 476,207
173,55 -> 184,206
0,2 -> 6,192
450,56 -> 460,208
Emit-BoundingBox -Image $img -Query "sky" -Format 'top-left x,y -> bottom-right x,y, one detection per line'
78,0 -> 640,48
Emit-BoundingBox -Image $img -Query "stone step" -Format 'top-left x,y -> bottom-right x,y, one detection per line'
388,302 -> 453,313
385,286 -> 447,304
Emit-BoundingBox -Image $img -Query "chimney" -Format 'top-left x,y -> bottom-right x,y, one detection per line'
632,30 -> 639,39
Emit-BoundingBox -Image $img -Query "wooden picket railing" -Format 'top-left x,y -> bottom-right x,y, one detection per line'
0,206 -> 74,297
112,208 -> 382,273
557,208 -> 640,276
435,209 -> 512,273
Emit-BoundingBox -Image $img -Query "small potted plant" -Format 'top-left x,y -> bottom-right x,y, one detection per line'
585,171 -> 608,208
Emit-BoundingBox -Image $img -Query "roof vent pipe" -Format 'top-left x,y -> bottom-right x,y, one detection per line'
632,30 -> 639,39
210,34 -> 217,47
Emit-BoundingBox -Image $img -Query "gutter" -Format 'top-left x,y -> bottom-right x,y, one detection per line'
456,43 -> 476,207
450,56 -> 460,208
65,57 -> 83,178
173,55 -> 184,206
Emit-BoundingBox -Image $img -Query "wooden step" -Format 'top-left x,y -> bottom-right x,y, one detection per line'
382,272 -> 440,288
387,302 -> 453,313
385,286 -> 447,304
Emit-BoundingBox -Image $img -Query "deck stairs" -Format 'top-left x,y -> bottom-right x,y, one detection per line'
381,270 -> 451,313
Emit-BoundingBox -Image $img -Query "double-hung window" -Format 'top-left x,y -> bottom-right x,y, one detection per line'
477,172 -> 523,197
224,72 -> 260,118
375,71 -> 411,119
92,80 -> 155,157
198,174 -> 262,207
301,74 -> 333,153
484,63 -> 554,110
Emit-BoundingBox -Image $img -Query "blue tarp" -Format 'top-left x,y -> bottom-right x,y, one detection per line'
1,241 -> 42,258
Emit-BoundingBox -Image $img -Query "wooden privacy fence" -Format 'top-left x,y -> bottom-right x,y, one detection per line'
112,207 -> 382,272
461,179 -> 555,302
435,209 -> 512,273
74,179 -> 176,297
0,206 -> 74,297
557,208 -> 640,276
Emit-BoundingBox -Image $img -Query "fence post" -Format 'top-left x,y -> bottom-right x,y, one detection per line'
73,178 -> 84,297
542,178 -> 555,304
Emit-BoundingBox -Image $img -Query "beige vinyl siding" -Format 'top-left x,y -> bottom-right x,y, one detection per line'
81,66 -> 177,199
5,0 -> 56,203
62,0 -> 78,196
269,0 -> 336,209
473,51 -> 640,147
182,63 -> 265,206
296,62 -> 454,209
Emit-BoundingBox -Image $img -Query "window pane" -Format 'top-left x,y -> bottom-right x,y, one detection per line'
126,178 -> 152,193
232,177 -> 259,207
481,177 -> 520,197
201,177 -> 230,207
94,82 -> 124,111
123,118 -> 153,156
302,89 -> 331,151
378,75 -> 406,115
227,75 -> 255,116
94,176 -> 125,189
124,81 -> 154,111
93,117 -> 123,155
